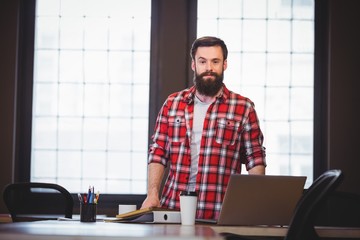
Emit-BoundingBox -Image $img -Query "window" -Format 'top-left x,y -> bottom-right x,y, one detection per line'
31,0 -> 151,194
197,0 -> 314,186
31,0 -> 315,195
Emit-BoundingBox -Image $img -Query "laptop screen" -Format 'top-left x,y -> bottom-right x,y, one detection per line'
198,174 -> 306,226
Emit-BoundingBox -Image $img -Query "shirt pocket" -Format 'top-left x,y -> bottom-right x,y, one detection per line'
168,116 -> 187,143
215,118 -> 241,145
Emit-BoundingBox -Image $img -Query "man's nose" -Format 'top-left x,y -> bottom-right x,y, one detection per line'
205,62 -> 213,72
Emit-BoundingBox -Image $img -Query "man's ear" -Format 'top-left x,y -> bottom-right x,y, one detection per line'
223,59 -> 228,71
191,60 -> 195,71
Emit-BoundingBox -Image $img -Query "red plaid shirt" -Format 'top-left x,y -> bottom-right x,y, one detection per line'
148,85 -> 266,220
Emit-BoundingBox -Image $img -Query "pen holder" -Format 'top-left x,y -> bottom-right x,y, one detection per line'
80,203 -> 97,222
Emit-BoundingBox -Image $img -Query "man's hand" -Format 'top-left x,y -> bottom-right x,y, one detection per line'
248,165 -> 265,175
140,195 -> 161,209
140,163 -> 165,209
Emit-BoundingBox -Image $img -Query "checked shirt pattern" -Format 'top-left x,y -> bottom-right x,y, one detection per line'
148,84 -> 266,220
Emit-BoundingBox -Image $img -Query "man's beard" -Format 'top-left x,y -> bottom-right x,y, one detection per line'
193,71 -> 224,97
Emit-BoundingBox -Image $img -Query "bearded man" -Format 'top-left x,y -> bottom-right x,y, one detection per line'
141,36 -> 266,220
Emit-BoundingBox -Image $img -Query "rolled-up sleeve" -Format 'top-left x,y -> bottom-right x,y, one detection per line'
241,103 -> 267,171
148,101 -> 170,167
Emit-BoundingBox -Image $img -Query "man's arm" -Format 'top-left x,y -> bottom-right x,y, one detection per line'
248,165 -> 265,175
243,100 -> 266,175
140,162 -> 165,209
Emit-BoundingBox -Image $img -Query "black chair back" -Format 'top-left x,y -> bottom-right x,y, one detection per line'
3,182 -> 74,222
285,169 -> 344,240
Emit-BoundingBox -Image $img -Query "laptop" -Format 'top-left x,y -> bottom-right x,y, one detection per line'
196,174 -> 306,226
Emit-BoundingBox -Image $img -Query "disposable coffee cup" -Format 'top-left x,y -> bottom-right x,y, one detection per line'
80,203 -> 97,222
179,191 -> 197,225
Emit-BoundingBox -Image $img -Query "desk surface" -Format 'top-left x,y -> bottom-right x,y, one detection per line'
1,220 -> 360,240
0,220 -> 222,240
211,225 -> 360,239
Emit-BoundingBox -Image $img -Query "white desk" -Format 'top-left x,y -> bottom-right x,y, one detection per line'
0,220 -> 223,240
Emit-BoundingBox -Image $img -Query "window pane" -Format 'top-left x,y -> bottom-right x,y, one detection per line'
58,83 -> 83,116
243,0 -> 267,18
59,51 -> 83,83
198,0 -> 314,187
32,0 -> 151,194
197,0 -> 218,19
32,117 -> 57,149
59,17 -> 83,49
243,20 -> 267,51
109,19 -> 134,50
290,87 -> 314,120
242,53 -> 266,86
218,20 -> 243,51
293,0 -> 314,19
268,0 -> 291,18
32,150 -> 57,178
58,118 -> 82,149
293,20 -> 314,52
36,17 -> 59,48
219,0 -> 243,18
267,53 -> 291,86
84,18 -> 108,50
197,19 -> 219,37
265,87 -> 290,120
267,21 -> 291,52
292,53 -> 314,86
34,50 -> 58,83
33,83 -> 58,115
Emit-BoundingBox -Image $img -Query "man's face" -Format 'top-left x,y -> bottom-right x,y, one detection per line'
192,46 -> 227,97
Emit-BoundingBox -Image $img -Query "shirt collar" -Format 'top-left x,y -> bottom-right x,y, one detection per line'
184,84 -> 229,104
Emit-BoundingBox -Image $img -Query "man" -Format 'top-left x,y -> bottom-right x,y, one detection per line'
141,36 -> 266,220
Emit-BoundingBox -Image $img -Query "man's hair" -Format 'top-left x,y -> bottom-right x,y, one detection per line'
190,36 -> 228,60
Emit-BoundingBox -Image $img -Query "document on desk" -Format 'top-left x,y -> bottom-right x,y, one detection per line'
104,207 -> 181,223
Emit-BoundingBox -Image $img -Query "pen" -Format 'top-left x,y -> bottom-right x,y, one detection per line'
82,186 -> 97,204
87,186 -> 91,203
94,191 -> 100,204
77,193 -> 83,203
91,186 -> 94,203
